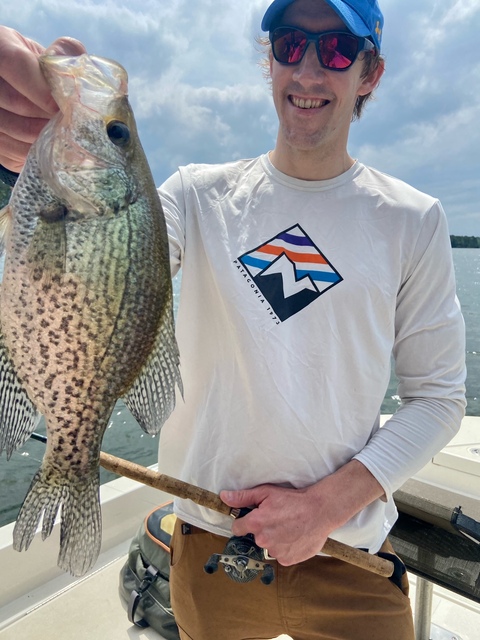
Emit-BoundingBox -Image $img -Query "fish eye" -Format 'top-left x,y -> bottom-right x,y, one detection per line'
106,120 -> 130,147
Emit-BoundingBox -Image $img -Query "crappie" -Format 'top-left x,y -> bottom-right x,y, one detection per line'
0,54 -> 182,576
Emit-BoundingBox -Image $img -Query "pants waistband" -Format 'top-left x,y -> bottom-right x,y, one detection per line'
179,520 -> 210,536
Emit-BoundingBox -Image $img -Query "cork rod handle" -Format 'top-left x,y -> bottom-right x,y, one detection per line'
98,451 -> 394,578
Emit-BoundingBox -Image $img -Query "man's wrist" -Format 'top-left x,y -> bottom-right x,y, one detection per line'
310,460 -> 386,531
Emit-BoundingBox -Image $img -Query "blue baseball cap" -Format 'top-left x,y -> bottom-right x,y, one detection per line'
261,0 -> 384,51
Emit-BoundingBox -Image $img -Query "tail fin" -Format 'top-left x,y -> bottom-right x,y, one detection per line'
13,468 -> 102,576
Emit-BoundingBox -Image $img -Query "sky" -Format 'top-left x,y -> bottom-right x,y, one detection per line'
2,0 -> 479,235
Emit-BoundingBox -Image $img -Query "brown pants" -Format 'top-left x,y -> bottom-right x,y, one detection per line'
170,519 -> 415,640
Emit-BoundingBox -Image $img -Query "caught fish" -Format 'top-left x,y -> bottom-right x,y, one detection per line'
0,54 -> 182,576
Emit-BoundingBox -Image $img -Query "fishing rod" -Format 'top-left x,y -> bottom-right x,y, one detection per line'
29,432 -> 394,583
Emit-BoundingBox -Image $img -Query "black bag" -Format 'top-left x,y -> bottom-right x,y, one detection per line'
118,501 -> 180,639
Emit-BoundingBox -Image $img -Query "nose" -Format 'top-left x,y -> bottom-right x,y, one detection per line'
292,42 -> 325,81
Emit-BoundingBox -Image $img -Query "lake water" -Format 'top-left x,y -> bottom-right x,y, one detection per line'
0,249 -> 478,526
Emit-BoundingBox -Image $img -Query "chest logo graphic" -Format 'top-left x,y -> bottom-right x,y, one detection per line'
238,224 -> 343,322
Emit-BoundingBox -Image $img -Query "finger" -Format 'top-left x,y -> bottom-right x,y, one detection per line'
0,107 -> 49,144
0,132 -> 37,173
0,77 -> 53,119
0,29 -> 55,115
44,36 -> 87,57
0,31 -> 86,117
231,510 -> 257,537
220,489 -> 259,508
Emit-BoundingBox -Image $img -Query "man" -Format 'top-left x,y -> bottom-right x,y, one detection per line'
0,1 -> 466,639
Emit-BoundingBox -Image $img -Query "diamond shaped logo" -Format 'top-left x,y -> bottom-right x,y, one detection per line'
238,224 -> 343,322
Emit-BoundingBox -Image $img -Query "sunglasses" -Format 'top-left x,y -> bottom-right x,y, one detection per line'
270,27 -> 375,71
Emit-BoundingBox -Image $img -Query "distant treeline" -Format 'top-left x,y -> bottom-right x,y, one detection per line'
450,235 -> 480,248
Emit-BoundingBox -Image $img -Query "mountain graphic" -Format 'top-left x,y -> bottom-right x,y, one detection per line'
257,267 -> 321,322
260,253 -> 317,298
238,224 -> 343,322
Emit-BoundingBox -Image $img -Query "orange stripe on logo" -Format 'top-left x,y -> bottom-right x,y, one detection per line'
257,245 -> 327,264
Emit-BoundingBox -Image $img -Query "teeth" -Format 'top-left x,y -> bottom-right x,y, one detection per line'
292,97 -> 325,109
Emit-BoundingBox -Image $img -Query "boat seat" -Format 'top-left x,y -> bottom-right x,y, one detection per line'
391,478 -> 480,604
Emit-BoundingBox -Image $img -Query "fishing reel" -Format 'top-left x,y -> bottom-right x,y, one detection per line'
204,533 -> 275,585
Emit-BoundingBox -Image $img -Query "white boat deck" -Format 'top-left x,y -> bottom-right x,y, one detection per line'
0,549 -> 479,640
0,416 -> 479,639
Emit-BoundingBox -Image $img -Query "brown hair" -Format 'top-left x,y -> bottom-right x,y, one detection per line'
256,35 -> 384,120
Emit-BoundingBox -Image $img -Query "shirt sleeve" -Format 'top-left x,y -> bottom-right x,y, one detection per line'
157,169 -> 187,278
354,200 -> 467,500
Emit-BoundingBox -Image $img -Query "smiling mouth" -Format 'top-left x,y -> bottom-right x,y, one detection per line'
290,96 -> 329,109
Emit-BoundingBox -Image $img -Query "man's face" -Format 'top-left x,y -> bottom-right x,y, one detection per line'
270,0 -> 381,158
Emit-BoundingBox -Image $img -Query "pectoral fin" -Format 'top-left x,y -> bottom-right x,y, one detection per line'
27,215 -> 67,282
0,205 -> 12,257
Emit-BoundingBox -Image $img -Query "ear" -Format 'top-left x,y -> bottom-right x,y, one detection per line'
358,57 -> 385,97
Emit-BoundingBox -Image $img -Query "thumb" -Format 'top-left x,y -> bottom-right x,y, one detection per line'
220,487 -> 263,509
45,37 -> 87,57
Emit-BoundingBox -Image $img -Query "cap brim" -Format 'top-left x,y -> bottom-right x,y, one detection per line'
261,0 -> 294,32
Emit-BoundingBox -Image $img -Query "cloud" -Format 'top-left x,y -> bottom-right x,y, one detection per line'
349,0 -> 480,233
129,74 -> 275,177
441,0 -> 479,25
5,0 -> 480,233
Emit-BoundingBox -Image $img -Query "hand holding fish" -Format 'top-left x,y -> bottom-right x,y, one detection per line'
0,26 -> 85,172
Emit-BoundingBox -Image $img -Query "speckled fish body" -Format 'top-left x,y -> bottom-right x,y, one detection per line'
0,54 -> 182,576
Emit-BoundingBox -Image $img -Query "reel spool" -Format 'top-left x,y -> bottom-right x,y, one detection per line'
204,534 -> 275,585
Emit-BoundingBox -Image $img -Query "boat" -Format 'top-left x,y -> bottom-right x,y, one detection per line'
0,416 -> 479,640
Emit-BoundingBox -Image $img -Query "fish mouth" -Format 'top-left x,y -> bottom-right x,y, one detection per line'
290,96 -> 329,109
39,54 -> 128,112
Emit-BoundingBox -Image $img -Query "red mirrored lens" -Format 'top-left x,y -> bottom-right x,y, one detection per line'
272,29 -> 309,64
318,33 -> 358,69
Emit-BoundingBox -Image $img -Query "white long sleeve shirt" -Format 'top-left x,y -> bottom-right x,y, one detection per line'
157,154 -> 466,553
